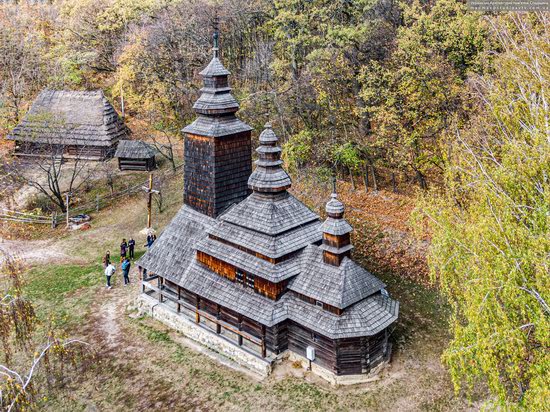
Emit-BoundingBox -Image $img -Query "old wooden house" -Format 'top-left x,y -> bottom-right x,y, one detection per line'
8,90 -> 128,161
138,38 -> 399,380
115,140 -> 157,171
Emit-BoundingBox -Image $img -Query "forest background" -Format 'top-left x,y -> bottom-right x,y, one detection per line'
0,0 -> 548,410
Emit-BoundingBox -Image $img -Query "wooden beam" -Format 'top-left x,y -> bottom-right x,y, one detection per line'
195,295 -> 200,324
216,304 -> 221,334
238,315 -> 243,346
261,324 -> 267,358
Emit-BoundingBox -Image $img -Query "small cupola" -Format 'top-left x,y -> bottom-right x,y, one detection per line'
319,193 -> 353,266
248,123 -> 292,193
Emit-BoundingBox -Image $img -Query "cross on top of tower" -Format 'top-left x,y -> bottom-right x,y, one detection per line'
212,15 -> 220,58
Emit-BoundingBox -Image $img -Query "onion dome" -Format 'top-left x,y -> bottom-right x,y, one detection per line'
248,123 -> 292,193
319,193 -> 353,266
182,28 -> 251,136
325,193 -> 345,217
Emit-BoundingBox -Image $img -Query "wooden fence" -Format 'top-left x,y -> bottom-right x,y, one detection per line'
0,164 -> 183,226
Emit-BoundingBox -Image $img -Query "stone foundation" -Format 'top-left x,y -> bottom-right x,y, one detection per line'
135,293 -> 273,377
286,351 -> 388,385
135,293 -> 389,385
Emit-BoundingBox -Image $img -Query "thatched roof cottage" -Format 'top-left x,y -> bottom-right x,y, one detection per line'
8,90 -> 128,161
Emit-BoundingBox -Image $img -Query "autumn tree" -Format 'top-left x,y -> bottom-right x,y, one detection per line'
266,0 -> 400,172
361,0 -> 491,189
0,255 -> 88,411
0,7 -> 47,131
421,13 -> 549,409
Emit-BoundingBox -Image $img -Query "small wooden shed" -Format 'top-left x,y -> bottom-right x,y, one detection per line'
114,140 -> 157,171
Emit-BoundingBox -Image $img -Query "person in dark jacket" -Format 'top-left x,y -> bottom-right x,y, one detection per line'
120,239 -> 128,262
121,257 -> 131,285
102,250 -> 111,269
128,238 -> 136,259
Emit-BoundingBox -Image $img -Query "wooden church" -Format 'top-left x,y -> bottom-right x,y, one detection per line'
138,33 -> 399,379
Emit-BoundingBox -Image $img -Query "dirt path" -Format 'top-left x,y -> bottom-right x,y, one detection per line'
91,280 -> 137,350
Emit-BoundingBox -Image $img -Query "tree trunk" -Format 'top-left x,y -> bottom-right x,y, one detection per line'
370,165 -> 378,192
349,168 -> 356,191
415,169 -> 428,190
392,172 -> 398,193
364,166 -> 369,193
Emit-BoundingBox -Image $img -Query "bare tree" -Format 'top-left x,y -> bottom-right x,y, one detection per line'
11,139 -> 98,213
149,129 -> 181,172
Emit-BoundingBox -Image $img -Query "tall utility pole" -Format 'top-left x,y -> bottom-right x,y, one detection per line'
143,173 -> 159,229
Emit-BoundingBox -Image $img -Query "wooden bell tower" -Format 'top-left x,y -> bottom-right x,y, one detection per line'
182,21 -> 252,217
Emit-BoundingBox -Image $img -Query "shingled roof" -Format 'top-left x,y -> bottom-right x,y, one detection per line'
178,257 -> 398,338
8,90 -> 128,147
289,245 -> 386,309
115,140 -> 157,159
137,121 -> 400,339
182,53 -> 251,137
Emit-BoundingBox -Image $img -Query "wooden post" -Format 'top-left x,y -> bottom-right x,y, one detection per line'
216,304 -> 221,334
147,173 -> 153,229
51,212 -> 57,229
65,193 -> 70,228
238,315 -> 243,346
158,277 -> 163,303
195,296 -> 200,324
261,324 -> 267,358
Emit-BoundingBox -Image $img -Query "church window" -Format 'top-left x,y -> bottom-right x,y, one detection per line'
236,270 -> 244,285
246,274 -> 255,289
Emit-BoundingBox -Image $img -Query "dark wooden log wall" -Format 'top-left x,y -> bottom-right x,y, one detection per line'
118,157 -> 156,171
15,142 -> 113,160
334,331 -> 388,375
335,336 -> 369,374
288,321 -> 389,375
265,321 -> 288,354
287,321 -> 338,372
293,291 -> 343,315
158,280 -> 287,355
184,130 -> 251,218
365,330 -> 388,369
158,280 -> 389,375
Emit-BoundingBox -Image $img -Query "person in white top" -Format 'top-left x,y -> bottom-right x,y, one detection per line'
104,263 -> 116,289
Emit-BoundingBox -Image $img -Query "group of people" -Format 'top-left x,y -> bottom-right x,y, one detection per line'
102,237 -> 137,289
102,234 -> 157,289
145,233 -> 157,249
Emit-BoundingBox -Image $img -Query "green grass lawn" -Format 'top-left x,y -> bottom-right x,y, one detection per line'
23,263 -> 102,332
